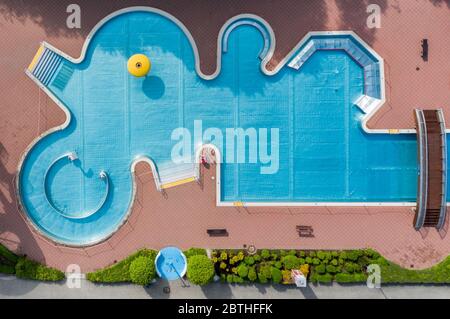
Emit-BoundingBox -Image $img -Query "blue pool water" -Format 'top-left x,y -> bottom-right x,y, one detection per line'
155,247 -> 187,281
19,10 -> 449,245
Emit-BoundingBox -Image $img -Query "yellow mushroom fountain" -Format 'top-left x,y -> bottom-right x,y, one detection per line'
127,54 -> 151,77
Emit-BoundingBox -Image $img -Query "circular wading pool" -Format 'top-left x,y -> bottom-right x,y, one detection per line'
155,247 -> 187,281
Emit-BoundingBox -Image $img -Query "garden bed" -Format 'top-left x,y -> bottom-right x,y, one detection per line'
211,249 -> 381,284
86,247 -> 450,286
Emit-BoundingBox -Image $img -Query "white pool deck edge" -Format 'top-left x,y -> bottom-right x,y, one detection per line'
17,6 -> 450,247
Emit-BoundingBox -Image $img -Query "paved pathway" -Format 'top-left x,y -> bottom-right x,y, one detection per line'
1,275 -> 450,299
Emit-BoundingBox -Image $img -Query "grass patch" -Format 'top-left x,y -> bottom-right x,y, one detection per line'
86,248 -> 157,283
381,256 -> 450,284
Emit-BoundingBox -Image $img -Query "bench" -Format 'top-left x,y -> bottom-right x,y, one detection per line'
207,229 -> 229,237
296,225 -> 314,238
421,39 -> 428,61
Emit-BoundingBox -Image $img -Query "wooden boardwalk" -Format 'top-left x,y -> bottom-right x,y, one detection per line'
414,109 -> 447,230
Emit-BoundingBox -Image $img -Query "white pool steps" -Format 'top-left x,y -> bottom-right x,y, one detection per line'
157,162 -> 196,187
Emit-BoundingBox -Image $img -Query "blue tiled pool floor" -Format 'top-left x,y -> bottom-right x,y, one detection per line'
19,10 -> 435,245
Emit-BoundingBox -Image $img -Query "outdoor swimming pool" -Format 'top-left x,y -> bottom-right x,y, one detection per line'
19,9 -> 450,245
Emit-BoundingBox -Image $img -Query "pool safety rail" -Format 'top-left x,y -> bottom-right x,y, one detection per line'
414,109 -> 447,230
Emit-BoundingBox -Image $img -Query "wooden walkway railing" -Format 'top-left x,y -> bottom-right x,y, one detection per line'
414,109 -> 447,230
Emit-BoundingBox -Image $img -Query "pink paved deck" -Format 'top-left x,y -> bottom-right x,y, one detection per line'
1,0 -> 450,272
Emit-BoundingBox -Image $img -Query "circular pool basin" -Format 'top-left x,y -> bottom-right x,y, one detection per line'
155,247 -> 187,281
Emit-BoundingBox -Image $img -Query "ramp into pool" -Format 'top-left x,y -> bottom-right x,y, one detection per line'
414,109 -> 447,230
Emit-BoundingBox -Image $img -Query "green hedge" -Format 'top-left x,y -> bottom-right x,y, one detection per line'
15,258 -> 65,281
212,249 -> 385,284
0,244 -> 63,281
212,248 -> 450,285
86,249 -> 157,283
184,248 -> 207,259
0,264 -> 15,275
129,256 -> 156,286
187,255 -> 215,285
0,243 -> 19,265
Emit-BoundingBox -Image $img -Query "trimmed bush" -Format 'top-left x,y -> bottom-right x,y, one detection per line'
187,255 -> 215,286
326,265 -> 338,274
347,250 -> 360,261
0,244 -> 19,265
259,263 -> 272,279
0,264 -> 16,275
237,264 -> 248,278
282,255 -> 301,270
258,272 -> 268,284
129,256 -> 156,286
184,248 -> 207,259
15,258 -> 64,281
261,249 -> 271,260
248,266 -> 257,282
233,275 -> 244,283
315,264 -> 326,274
317,251 -> 326,260
271,267 -> 282,284
244,256 -> 255,266
335,273 -> 367,283
313,273 -> 333,283
288,250 -> 297,256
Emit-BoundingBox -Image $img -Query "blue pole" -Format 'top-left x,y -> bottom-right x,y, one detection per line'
170,262 -> 188,287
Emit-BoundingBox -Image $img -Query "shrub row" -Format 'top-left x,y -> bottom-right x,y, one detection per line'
86,249 -> 157,285
212,249 -> 312,285
211,249 -> 388,284
0,243 -> 64,281
15,258 -> 65,281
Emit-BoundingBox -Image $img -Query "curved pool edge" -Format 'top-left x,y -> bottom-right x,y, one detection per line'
43,153 -> 110,219
16,71 -> 162,246
155,247 -> 188,280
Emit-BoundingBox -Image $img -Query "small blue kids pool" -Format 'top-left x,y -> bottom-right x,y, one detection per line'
155,246 -> 187,281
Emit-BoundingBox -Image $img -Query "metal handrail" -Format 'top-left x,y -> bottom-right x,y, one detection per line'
436,109 -> 447,230
414,109 -> 428,230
